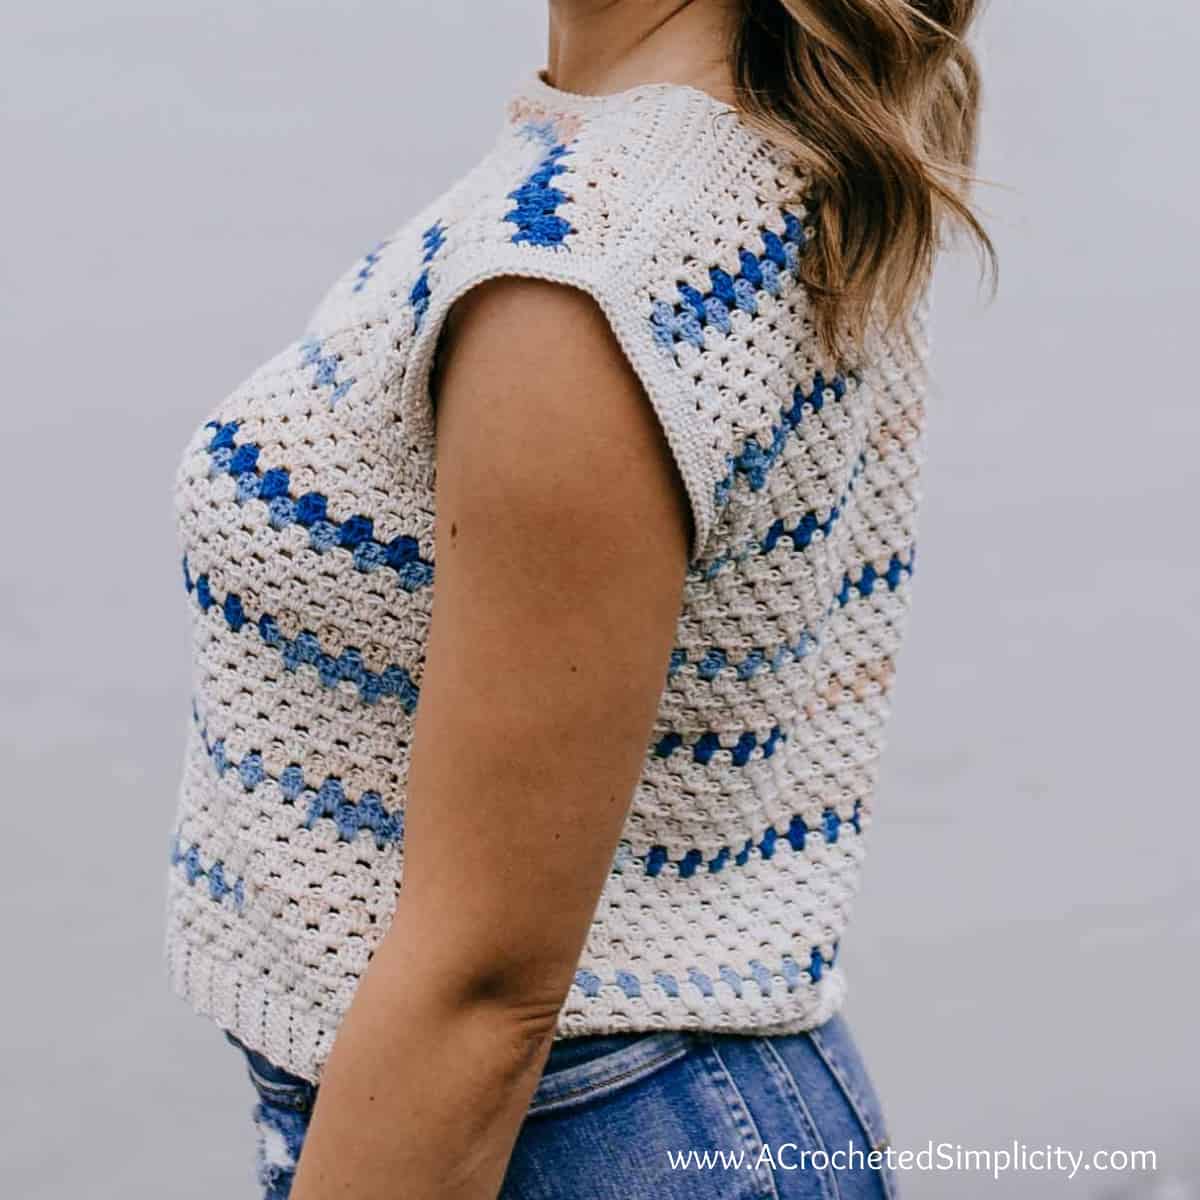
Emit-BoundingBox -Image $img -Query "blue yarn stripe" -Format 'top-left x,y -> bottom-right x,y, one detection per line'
298,337 -> 356,408
702,451 -> 866,580
666,631 -> 816,685
202,419 -> 434,591
169,831 -> 246,911
504,143 -> 575,247
182,556 -> 420,712
631,800 -> 862,881
192,707 -> 404,850
574,943 -> 836,1002
714,372 -> 851,507
652,724 -> 785,767
836,551 -> 914,606
516,117 -> 567,150
351,240 -> 389,294
410,222 -> 446,330
651,210 -> 807,355
671,543 -> 909,685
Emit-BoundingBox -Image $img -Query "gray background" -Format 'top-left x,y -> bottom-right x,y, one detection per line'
2,2 -> 1196,1196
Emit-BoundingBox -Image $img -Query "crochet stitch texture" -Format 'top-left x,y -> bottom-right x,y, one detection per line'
165,69 -> 930,1083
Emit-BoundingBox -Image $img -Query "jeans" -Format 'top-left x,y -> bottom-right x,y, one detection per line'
228,1012 -> 898,1199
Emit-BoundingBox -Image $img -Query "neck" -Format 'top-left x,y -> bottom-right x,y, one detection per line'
545,0 -> 737,104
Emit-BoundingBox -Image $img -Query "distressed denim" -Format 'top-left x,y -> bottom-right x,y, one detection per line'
228,1012 -> 897,1199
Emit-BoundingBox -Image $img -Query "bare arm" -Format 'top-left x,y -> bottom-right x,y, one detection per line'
289,278 -> 693,1199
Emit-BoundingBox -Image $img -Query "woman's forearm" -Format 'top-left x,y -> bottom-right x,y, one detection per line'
289,925 -> 563,1200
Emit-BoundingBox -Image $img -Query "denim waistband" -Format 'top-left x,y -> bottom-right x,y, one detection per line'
226,1026 -> 696,1119
527,1030 -> 693,1116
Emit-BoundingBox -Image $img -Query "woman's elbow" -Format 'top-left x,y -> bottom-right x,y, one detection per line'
449,957 -> 572,1043
377,917 -> 572,1044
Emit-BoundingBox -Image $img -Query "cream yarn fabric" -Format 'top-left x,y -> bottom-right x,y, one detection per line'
164,69 -> 929,1083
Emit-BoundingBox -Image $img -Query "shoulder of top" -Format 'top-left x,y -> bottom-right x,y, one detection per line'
499,84 -> 807,213
472,84 -> 820,283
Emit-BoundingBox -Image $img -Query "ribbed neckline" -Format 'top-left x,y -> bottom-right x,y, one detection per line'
511,67 -> 737,120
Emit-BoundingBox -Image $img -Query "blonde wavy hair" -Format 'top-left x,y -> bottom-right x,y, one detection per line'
731,0 -> 996,357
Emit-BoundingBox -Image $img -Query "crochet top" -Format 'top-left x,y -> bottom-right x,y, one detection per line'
165,68 -> 929,1083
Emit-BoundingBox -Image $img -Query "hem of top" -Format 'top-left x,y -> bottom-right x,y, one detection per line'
166,931 -> 848,1086
395,245 -> 724,566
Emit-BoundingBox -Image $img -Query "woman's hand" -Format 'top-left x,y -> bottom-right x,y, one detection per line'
289,276 -> 693,1199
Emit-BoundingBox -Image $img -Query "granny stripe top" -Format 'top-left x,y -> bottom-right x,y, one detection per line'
164,69 -> 930,1083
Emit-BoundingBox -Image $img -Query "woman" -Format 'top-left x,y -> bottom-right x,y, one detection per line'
165,1 -> 992,1196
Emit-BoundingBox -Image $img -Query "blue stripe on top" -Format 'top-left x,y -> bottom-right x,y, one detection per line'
627,800 -> 862,881
183,556 -> 421,712
714,372 -> 851,507
203,419 -> 434,591
298,337 -> 356,408
667,632 -> 816,685
505,143 -> 575,248
169,831 -> 246,911
651,210 -> 807,356
702,450 -> 866,580
193,707 -> 404,851
352,240 -> 389,294
837,552 -> 914,605
653,724 -> 785,767
410,222 -> 446,330
574,943 -> 837,1003
672,543 -> 910,686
